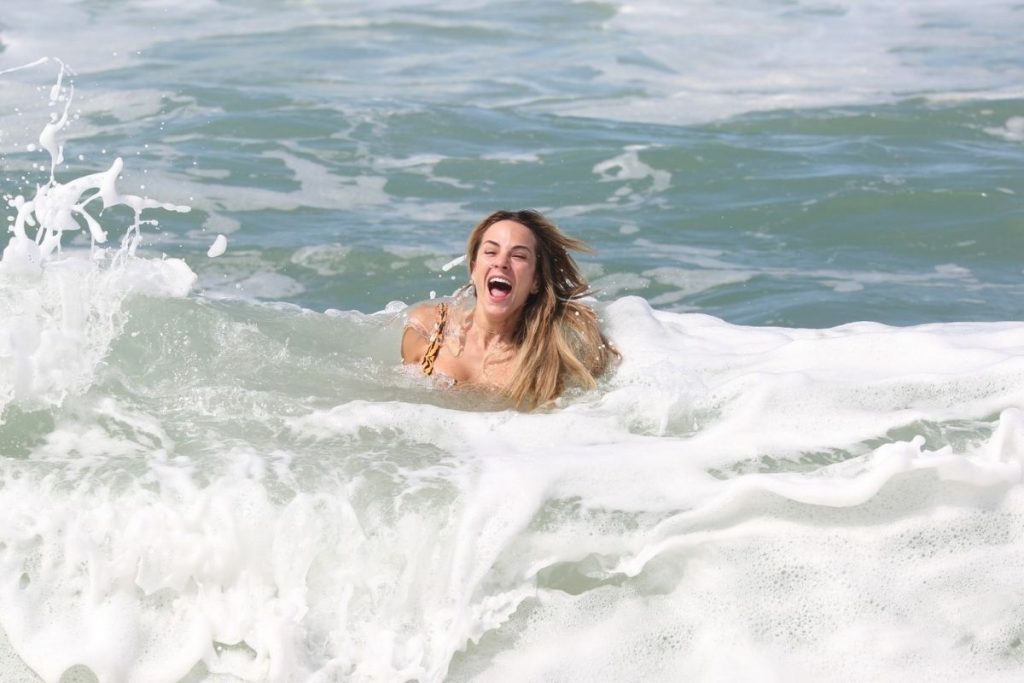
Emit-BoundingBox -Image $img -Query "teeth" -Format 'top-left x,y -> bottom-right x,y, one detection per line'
488,276 -> 512,286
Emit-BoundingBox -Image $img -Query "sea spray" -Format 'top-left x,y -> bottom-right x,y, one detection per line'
1,59 -> 195,412
3,58 -> 191,262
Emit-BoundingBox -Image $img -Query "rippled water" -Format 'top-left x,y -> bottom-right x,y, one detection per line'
2,1 -> 1024,681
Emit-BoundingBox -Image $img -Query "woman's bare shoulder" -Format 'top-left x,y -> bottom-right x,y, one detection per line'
401,301 -> 443,364
404,300 -> 444,332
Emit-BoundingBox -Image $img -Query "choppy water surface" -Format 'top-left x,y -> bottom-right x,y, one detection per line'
2,1 -> 1024,681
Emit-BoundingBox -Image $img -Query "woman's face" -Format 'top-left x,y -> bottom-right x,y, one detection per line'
471,220 -> 539,321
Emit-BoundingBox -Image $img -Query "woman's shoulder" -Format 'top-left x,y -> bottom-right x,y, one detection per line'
407,289 -> 473,327
402,302 -> 436,365
404,298 -> 457,335
404,300 -> 441,328
403,296 -> 465,367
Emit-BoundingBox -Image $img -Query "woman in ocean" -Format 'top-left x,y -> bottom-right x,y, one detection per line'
402,209 -> 618,410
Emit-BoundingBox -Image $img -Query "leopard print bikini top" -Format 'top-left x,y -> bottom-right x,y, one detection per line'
420,302 -> 449,376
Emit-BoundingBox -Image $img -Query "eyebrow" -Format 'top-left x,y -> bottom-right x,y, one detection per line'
483,240 -> 534,254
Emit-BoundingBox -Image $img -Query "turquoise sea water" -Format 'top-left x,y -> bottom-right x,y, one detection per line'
2,1 -> 1024,681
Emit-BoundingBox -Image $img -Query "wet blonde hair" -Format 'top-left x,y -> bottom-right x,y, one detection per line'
467,209 -> 618,410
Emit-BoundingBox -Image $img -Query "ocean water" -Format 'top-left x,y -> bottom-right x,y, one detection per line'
1,1 -> 1024,681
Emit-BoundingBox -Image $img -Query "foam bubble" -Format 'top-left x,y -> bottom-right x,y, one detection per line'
207,234 -> 227,258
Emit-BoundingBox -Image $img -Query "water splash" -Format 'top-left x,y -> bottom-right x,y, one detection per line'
0,59 -> 196,412
1,57 -> 191,275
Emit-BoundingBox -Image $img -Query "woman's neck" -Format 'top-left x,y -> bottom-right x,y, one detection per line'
470,308 -> 520,349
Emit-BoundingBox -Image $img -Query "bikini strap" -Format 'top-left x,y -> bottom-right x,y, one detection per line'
421,302 -> 449,376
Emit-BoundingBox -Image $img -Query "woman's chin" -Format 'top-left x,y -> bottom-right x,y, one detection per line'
479,294 -> 524,318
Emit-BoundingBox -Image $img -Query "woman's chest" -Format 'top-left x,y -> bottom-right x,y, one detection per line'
434,344 -> 516,388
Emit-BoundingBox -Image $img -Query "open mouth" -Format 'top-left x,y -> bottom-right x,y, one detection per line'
487,275 -> 513,300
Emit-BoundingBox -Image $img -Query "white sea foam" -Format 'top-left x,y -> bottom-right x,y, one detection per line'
0,250 -> 196,413
290,243 -> 353,276
532,0 -> 1024,124
984,116 -> 1024,142
228,271 -> 305,299
611,237 -> 993,308
643,267 -> 754,306
2,292 -> 1024,681
603,297 -> 1024,447
199,260 -> 307,300
141,154 -> 389,216
593,146 -> 671,194
4,0 -> 1018,129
